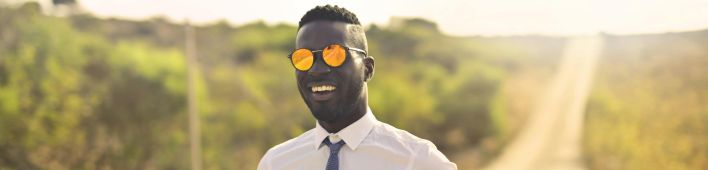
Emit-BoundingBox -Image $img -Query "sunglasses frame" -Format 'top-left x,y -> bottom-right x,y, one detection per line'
287,43 -> 368,71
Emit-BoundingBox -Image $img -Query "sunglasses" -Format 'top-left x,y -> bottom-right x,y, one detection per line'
288,44 -> 367,71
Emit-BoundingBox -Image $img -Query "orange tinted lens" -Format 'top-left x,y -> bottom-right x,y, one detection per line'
291,49 -> 313,71
322,44 -> 346,67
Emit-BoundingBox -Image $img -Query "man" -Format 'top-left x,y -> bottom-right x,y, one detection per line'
258,5 -> 457,170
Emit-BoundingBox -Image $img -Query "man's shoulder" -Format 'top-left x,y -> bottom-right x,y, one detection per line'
373,122 -> 457,169
371,122 -> 437,151
261,129 -> 315,161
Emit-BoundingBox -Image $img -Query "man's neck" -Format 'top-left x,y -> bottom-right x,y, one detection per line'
319,103 -> 367,133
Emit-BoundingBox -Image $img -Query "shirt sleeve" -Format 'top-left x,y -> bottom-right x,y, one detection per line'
411,141 -> 458,170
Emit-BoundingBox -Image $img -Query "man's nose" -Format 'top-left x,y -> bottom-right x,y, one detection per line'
308,55 -> 331,76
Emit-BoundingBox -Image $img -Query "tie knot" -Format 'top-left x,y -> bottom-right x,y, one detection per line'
323,138 -> 346,153
323,138 -> 345,170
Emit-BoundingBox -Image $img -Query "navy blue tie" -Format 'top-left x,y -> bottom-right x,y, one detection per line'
323,138 -> 346,170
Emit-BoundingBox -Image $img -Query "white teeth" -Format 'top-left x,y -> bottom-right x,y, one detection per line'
311,85 -> 336,92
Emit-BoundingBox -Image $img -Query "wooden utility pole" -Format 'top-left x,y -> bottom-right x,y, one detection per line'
184,21 -> 202,170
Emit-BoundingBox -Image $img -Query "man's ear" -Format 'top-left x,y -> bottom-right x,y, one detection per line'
363,56 -> 374,82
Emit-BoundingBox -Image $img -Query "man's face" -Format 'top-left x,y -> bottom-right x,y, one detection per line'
295,21 -> 369,122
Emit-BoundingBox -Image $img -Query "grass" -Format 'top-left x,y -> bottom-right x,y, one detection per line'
583,32 -> 708,170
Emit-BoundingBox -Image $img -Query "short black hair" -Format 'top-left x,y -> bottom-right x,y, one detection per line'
299,5 -> 360,29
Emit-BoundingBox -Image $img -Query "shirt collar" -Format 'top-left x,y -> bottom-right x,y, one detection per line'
313,107 -> 377,151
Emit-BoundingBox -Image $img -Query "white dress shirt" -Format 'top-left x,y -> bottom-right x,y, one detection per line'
258,108 -> 457,170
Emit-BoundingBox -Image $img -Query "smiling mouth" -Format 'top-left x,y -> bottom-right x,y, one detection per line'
309,84 -> 337,101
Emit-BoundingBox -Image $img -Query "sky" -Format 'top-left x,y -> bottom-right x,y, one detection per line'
38,0 -> 708,36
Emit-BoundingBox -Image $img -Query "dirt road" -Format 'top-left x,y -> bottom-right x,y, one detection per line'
483,36 -> 603,170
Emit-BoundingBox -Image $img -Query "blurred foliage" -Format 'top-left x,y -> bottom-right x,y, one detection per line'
0,2 -> 565,169
584,32 -> 708,169
0,3 -> 190,169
